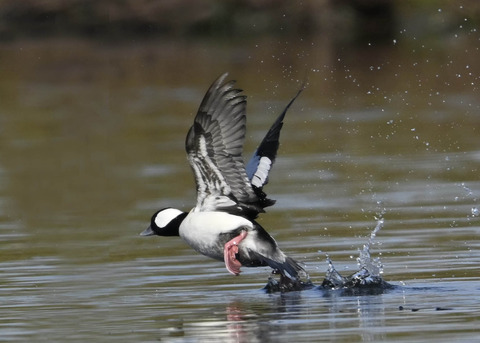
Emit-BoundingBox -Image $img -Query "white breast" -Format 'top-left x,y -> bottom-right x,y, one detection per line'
179,211 -> 253,260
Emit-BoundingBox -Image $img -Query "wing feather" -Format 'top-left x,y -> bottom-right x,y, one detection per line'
185,73 -> 303,217
186,73 -> 261,216
245,86 -> 303,207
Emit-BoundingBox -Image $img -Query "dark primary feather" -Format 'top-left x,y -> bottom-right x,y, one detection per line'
246,86 -> 304,184
185,73 -> 262,216
245,87 -> 304,208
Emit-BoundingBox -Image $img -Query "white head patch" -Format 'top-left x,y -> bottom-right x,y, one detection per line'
155,208 -> 183,228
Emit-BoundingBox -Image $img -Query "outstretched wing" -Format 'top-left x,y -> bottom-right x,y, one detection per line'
185,73 -> 261,216
246,87 -> 304,208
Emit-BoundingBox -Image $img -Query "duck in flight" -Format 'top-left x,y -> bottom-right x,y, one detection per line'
141,73 -> 304,281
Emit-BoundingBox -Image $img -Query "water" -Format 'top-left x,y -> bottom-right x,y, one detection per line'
316,214 -> 389,293
0,34 -> 479,342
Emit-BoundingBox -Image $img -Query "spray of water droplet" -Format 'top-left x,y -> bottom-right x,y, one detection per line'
357,216 -> 384,277
458,183 -> 478,220
471,207 -> 479,217
321,206 -> 388,290
324,254 -> 345,288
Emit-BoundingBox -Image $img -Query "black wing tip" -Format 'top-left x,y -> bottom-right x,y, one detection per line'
212,73 -> 240,94
257,83 -> 304,158
198,72 -> 238,109
245,85 -> 304,208
214,72 -> 230,86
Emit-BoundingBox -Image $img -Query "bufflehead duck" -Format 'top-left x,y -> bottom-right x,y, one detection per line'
142,73 -> 304,280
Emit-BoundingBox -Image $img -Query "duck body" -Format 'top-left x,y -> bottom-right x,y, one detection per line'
179,210 -> 253,261
179,210 -> 300,276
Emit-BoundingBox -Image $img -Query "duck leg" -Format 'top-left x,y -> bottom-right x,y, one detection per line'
224,230 -> 248,275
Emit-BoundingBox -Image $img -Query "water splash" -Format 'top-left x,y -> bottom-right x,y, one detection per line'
320,212 -> 393,293
264,211 -> 393,293
324,254 -> 345,288
357,216 -> 384,277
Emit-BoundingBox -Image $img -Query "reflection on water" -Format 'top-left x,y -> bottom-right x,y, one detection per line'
0,32 -> 479,342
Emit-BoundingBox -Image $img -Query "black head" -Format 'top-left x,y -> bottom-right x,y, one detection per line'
141,208 -> 187,237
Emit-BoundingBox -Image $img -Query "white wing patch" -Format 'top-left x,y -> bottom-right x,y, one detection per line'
199,195 -> 238,212
190,134 -> 233,211
251,156 -> 272,188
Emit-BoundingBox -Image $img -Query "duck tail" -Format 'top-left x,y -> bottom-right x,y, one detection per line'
262,255 -> 314,293
249,250 -> 306,280
277,256 -> 307,280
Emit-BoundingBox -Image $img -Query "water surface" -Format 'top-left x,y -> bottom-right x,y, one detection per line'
0,34 -> 479,342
